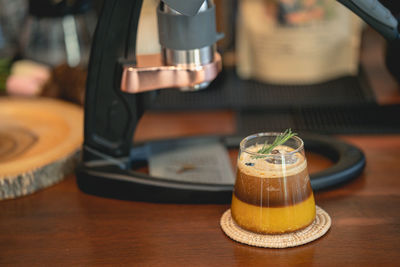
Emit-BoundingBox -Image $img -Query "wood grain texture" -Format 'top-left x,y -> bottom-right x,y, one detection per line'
1,137 -> 400,267
0,98 -> 83,199
1,28 -> 400,266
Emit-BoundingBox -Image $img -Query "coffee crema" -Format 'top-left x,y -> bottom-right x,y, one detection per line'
231,144 -> 316,234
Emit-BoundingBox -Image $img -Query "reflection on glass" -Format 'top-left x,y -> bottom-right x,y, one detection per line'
231,132 -> 316,234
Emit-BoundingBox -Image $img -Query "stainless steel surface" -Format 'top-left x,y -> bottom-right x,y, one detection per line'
163,45 -> 216,91
162,0 -> 210,14
163,45 -> 215,66
120,52 -> 222,94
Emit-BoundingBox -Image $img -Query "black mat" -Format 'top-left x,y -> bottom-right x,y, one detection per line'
144,68 -> 400,134
237,104 -> 400,135
145,68 -> 375,110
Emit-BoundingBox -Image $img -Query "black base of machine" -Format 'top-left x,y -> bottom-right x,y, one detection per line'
76,134 -> 365,204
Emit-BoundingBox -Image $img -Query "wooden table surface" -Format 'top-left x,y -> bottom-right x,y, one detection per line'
1,28 -> 400,266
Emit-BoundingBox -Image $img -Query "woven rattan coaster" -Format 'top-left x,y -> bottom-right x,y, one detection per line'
220,206 -> 331,248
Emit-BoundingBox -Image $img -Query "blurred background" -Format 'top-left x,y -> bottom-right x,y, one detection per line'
1,0 -> 400,112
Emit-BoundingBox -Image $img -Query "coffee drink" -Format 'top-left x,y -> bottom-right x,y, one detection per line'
231,142 -> 316,234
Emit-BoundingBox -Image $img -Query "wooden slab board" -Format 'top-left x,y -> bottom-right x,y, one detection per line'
0,97 -> 83,200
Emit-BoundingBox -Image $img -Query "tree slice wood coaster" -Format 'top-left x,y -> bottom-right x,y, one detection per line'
0,97 -> 83,200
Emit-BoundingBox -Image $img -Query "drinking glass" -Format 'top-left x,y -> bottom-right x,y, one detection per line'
231,132 -> 316,234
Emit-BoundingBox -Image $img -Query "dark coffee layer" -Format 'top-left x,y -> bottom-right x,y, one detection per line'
233,167 -> 312,207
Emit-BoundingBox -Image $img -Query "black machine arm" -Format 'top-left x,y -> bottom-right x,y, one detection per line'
83,0 -> 144,166
336,0 -> 399,40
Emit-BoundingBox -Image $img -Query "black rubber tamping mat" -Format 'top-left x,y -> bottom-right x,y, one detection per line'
236,104 -> 400,135
145,68 -> 375,111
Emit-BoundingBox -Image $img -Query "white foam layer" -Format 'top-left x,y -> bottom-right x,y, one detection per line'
238,145 -> 307,178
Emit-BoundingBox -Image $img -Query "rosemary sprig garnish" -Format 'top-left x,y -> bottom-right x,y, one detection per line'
252,129 -> 297,159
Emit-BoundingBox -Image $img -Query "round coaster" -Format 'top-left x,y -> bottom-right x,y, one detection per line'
220,206 -> 331,248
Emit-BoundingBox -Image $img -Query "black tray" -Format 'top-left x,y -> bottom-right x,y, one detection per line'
146,68 -> 375,110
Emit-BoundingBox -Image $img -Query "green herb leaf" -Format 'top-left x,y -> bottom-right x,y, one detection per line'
253,129 -> 297,159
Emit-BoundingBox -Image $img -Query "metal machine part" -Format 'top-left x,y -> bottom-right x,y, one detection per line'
163,45 -> 216,91
162,0 -> 209,16
120,52 -> 221,93
119,0 -> 221,93
161,0 -> 215,91
337,0 -> 399,40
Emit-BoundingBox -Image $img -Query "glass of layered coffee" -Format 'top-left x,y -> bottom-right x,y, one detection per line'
231,132 -> 316,234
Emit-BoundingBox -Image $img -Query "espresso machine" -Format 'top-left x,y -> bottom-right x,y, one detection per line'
76,0 -> 399,203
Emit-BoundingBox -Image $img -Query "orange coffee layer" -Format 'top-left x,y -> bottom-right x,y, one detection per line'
231,193 -> 316,234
